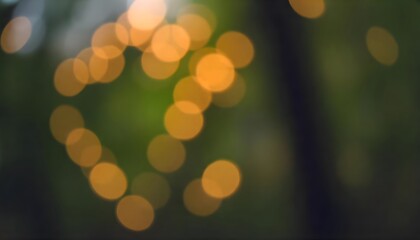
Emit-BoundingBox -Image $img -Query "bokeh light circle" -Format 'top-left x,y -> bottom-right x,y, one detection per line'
202,160 -> 241,199
116,195 -> 155,231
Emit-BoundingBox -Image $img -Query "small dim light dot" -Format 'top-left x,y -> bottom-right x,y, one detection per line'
131,172 -> 171,209
116,195 -> 155,231
147,134 -> 186,173
91,23 -> 128,60
66,128 -> 102,167
127,0 -> 167,31
177,13 -> 212,50
183,179 -> 221,217
54,59 -> 86,97
89,162 -> 127,200
216,31 -> 255,69
288,0 -> 325,19
151,24 -> 191,63
141,48 -> 179,80
212,74 -> 247,108
164,104 -> 204,141
202,160 -> 241,199
50,105 -> 85,144
196,53 -> 236,92
366,26 -> 399,66
173,76 -> 212,114
1,16 -> 32,54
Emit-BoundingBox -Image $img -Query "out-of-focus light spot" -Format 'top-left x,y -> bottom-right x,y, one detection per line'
288,0 -> 325,19
127,0 -> 167,31
366,26 -> 399,66
116,195 -> 154,231
50,105 -> 84,144
72,57 -> 89,84
212,74 -> 246,108
117,12 -> 155,48
1,16 -> 32,54
151,24 -> 191,62
91,23 -> 128,59
164,104 -> 204,141
54,59 -> 86,97
216,31 -> 255,69
177,13 -> 212,50
196,53 -> 235,92
75,48 -> 100,84
89,162 -> 127,200
85,52 -> 124,84
202,160 -> 241,199
81,146 -> 118,178
66,128 -> 102,167
183,179 -> 221,217
147,134 -> 186,173
173,76 -> 212,114
131,172 -> 171,209
89,52 -> 109,82
141,48 -> 179,80
178,4 -> 217,31
188,47 -> 218,75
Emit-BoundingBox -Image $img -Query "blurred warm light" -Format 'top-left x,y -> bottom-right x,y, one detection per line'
127,0 -> 167,31
89,162 -> 127,200
177,13 -> 212,50
183,179 -> 221,217
91,23 -> 128,59
188,47 -> 218,75
131,172 -> 171,209
212,74 -> 247,108
65,128 -> 102,167
141,48 -> 179,80
288,0 -> 325,19
202,160 -> 241,199
366,26 -> 399,66
75,48 -> 101,84
196,53 -> 236,92
89,52 -> 109,82
164,104 -> 204,140
116,195 -> 155,231
96,53 -> 125,83
54,59 -> 86,97
173,76 -> 212,114
50,105 -> 85,144
151,24 -> 191,62
178,4 -> 217,31
216,31 -> 255,69
81,146 -> 118,178
1,16 -> 32,54
72,57 -> 90,84
147,134 -> 186,173
117,13 -> 155,48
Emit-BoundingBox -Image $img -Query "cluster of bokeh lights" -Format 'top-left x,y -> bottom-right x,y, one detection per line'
48,0 -> 252,232
0,0 -> 402,233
